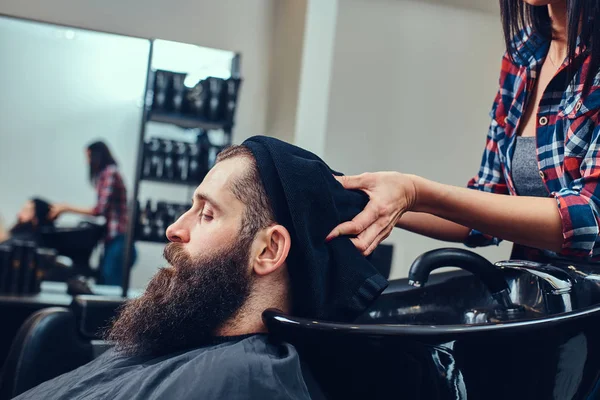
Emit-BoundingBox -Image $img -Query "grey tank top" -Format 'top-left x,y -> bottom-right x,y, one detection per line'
512,136 -> 549,198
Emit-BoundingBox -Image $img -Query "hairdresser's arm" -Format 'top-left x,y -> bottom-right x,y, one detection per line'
412,175 -> 562,250
49,204 -> 96,220
396,211 -> 470,243
327,172 -> 563,256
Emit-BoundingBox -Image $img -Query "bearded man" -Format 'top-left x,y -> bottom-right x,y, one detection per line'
15,136 -> 387,400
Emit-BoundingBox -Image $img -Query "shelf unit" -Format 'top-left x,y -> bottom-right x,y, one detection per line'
121,40 -> 241,297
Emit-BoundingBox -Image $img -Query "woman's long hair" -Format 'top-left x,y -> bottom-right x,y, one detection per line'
10,197 -> 53,236
87,141 -> 117,184
500,0 -> 600,96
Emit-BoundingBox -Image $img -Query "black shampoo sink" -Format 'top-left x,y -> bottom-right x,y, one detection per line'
264,250 -> 600,400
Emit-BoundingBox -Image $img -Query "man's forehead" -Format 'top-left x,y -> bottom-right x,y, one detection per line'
194,157 -> 249,205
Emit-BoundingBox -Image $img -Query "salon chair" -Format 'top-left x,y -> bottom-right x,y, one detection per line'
0,296 -> 123,400
39,221 -> 105,281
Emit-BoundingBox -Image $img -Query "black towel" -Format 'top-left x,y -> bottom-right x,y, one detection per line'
243,136 -> 388,322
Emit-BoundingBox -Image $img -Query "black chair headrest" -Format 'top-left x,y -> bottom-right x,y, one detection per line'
0,307 -> 93,399
71,295 -> 127,340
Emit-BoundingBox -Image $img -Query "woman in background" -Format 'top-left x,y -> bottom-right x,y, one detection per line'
50,140 -> 134,285
1,198 -> 53,244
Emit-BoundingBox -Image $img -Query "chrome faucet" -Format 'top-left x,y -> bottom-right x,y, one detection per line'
407,248 -> 517,310
495,260 -> 575,314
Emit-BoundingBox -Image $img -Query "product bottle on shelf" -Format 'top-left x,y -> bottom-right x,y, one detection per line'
141,200 -> 154,240
142,141 -> 152,178
188,142 -> 200,183
187,79 -> 209,118
224,78 -> 241,124
175,141 -> 190,182
163,140 -> 175,180
147,138 -> 162,179
155,139 -> 166,179
207,77 -> 225,121
171,73 -> 186,113
152,70 -> 171,112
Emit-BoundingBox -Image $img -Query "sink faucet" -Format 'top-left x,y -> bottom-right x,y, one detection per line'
408,248 -> 516,310
495,260 -> 574,313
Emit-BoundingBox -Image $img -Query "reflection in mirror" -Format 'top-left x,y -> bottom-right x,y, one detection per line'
0,16 -> 240,293
0,16 -> 149,292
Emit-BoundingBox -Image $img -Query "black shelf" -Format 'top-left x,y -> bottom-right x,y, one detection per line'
141,175 -> 202,187
148,111 -> 232,131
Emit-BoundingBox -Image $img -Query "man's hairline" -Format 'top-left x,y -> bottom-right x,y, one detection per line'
217,153 -> 257,205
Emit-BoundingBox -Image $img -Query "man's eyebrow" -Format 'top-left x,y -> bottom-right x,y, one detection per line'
194,192 -> 223,212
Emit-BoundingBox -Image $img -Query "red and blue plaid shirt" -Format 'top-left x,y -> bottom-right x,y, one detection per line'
466,29 -> 600,261
94,165 -> 128,242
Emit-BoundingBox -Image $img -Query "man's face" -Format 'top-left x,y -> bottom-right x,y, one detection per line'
165,156 -> 249,258
106,157 -> 257,357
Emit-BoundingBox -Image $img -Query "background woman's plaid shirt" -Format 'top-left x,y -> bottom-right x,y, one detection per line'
466,29 -> 600,261
94,165 -> 128,242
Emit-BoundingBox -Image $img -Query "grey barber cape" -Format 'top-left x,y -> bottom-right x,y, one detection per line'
14,334 -> 314,400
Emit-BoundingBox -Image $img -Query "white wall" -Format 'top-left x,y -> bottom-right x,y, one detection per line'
294,0 -> 339,157
323,0 -> 513,279
265,0 -> 307,143
0,0 -> 276,289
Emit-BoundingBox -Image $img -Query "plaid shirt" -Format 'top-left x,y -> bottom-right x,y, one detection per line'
466,29 -> 600,261
94,165 -> 128,242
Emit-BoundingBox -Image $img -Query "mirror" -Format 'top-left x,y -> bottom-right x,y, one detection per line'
0,15 -> 240,292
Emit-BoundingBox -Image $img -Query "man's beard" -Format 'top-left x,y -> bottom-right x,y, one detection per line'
104,237 -> 253,358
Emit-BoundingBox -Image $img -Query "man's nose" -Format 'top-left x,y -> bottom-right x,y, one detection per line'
166,217 -> 190,243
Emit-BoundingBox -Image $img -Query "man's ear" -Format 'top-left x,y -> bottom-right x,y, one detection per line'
252,225 -> 291,276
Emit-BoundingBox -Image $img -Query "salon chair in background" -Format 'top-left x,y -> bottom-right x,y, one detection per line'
39,221 -> 105,281
0,296 -> 123,400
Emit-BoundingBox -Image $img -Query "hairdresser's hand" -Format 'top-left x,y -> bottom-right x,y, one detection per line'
49,203 -> 70,220
326,172 -> 417,255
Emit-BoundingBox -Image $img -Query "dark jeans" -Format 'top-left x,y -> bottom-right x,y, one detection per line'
101,234 -> 137,286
